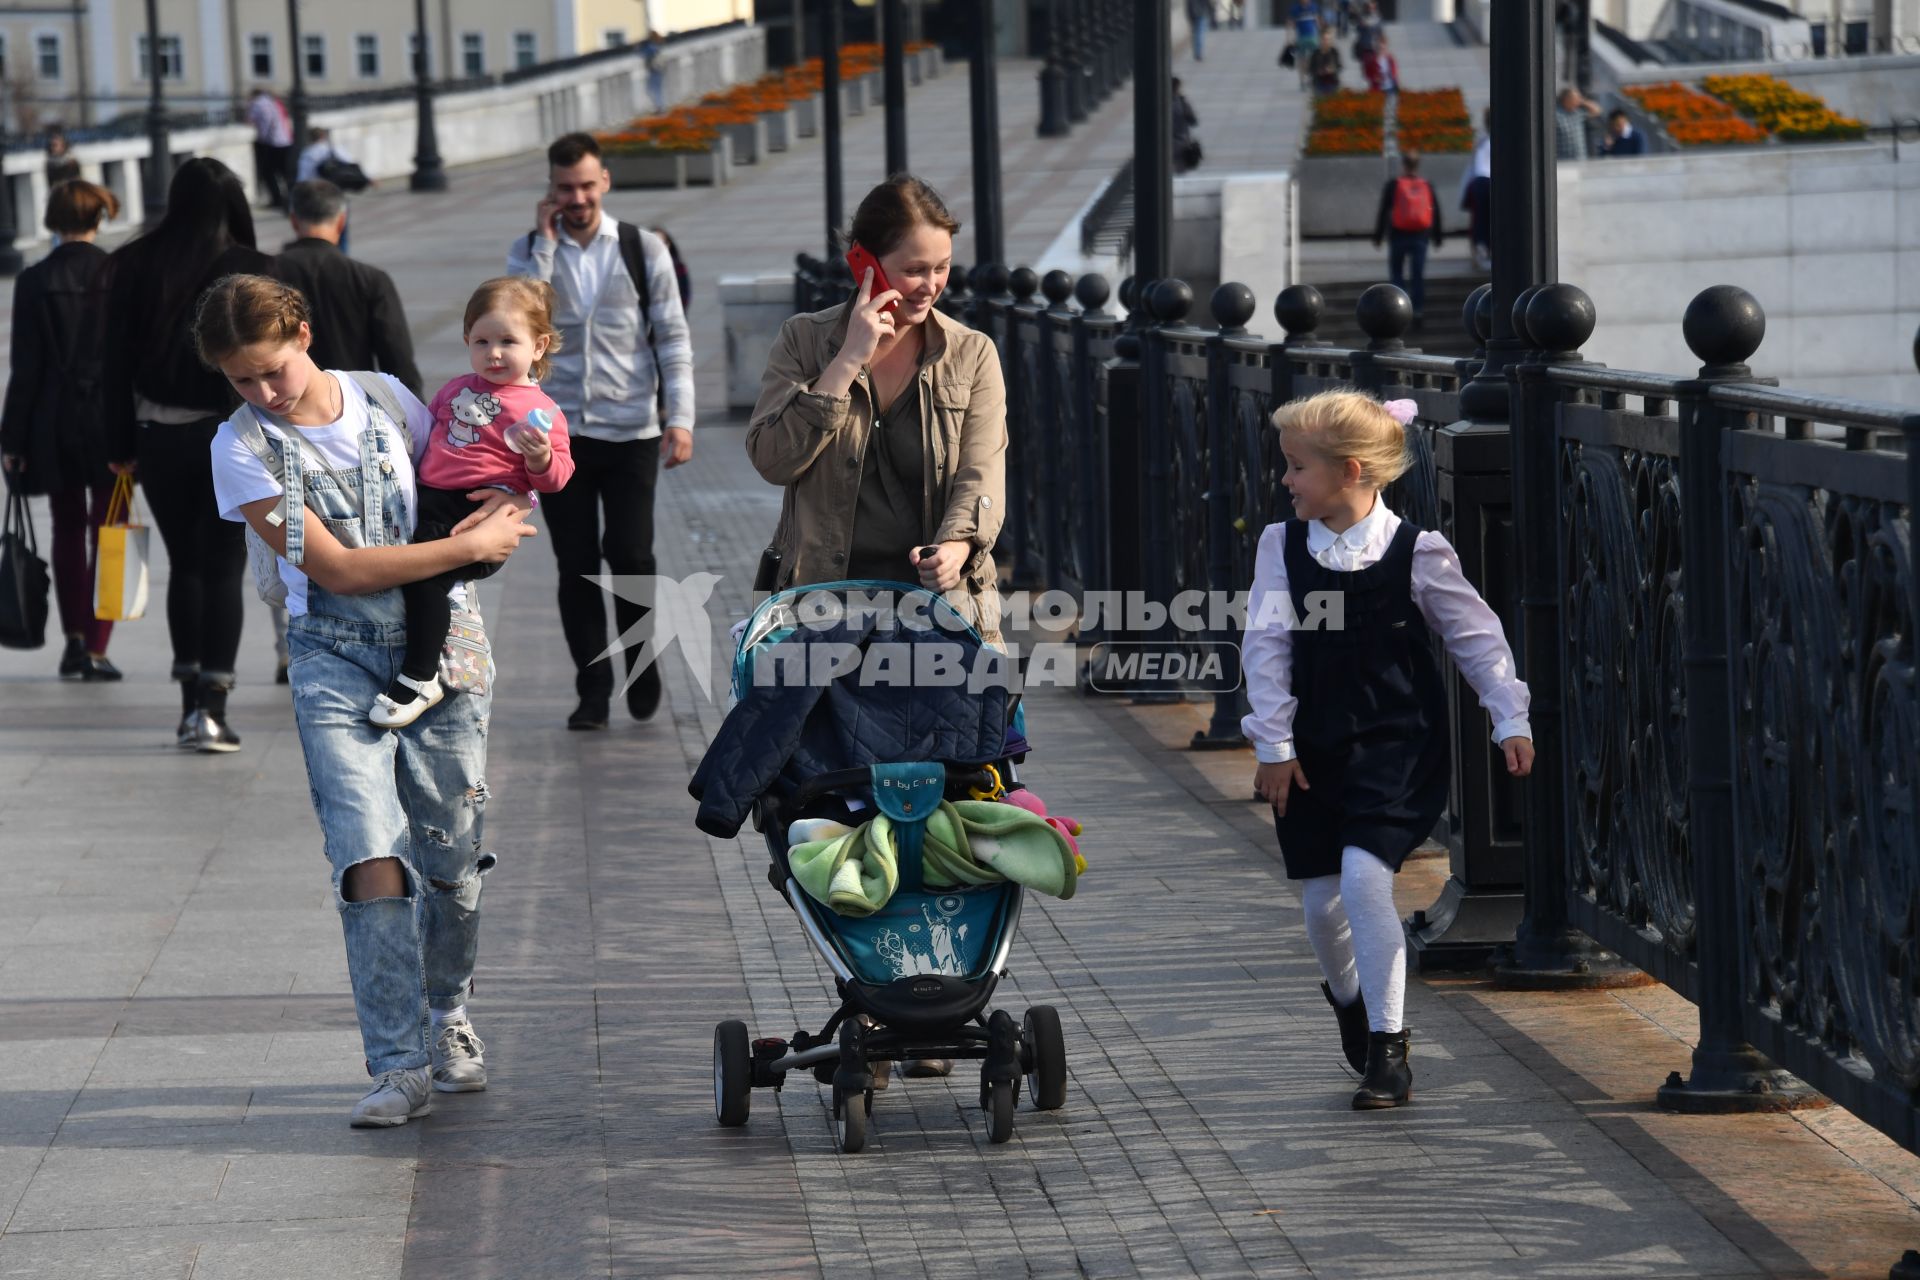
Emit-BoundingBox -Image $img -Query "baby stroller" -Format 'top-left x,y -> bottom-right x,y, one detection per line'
697,581 -> 1069,1153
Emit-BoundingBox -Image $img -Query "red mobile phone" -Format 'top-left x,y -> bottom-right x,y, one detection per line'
845,242 -> 900,313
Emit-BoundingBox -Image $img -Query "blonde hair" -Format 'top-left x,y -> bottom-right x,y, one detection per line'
1271,390 -> 1412,489
463,277 -> 563,382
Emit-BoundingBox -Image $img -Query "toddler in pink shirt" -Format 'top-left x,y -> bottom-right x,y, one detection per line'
374,277 -> 574,728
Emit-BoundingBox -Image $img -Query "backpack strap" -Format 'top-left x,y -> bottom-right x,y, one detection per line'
346,370 -> 409,437
618,221 -> 669,414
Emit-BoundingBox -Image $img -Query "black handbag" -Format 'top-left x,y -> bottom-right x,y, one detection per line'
0,487 -> 50,650
317,151 -> 372,192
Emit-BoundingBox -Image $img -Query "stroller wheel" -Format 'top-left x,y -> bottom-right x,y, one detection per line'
984,1079 -> 1016,1144
836,1087 -> 870,1154
1023,1006 -> 1067,1111
714,1021 -> 751,1127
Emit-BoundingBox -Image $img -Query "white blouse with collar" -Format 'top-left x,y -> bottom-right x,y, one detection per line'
1240,500 -> 1531,764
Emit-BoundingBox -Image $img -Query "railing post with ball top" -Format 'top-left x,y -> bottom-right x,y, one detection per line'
1656,285 -> 1824,1114
1194,282 -> 1257,750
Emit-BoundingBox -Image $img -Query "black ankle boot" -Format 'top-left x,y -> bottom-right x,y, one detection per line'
1351,1030 -> 1412,1110
176,678 -> 201,748
1322,983 -> 1369,1074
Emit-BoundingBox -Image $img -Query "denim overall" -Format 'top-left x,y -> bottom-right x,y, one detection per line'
275,388 -> 493,1076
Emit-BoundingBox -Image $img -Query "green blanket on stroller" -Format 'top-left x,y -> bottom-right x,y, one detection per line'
788,799 -> 1080,917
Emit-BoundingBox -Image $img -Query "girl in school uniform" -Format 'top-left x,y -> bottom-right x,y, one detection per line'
1242,390 -> 1535,1109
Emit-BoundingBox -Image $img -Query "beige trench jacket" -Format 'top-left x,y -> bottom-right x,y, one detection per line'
746,301 -> 1008,639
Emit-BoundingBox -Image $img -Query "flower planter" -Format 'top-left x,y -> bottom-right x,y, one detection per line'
763,107 -> 795,152
606,150 -> 692,189
845,77 -> 867,115
685,143 -> 728,186
724,119 -> 765,166
793,94 -> 820,138
1297,152 -> 1393,237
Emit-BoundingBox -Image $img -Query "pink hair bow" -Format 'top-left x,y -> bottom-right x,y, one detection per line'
1382,398 -> 1418,426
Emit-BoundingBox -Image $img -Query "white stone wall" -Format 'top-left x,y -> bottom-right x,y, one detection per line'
1,24 -> 765,249
1557,141 -> 1920,402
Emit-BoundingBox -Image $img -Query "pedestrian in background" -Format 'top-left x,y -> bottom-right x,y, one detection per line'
43,126 -> 80,188
1245,390 -> 1532,1110
1,180 -> 122,681
248,86 -> 295,209
1372,151 -> 1443,325
508,132 -> 695,731
102,158 -> 272,753
1600,109 -> 1645,156
640,30 -> 667,113
1555,86 -> 1602,159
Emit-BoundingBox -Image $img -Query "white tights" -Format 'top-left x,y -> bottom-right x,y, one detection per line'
1299,846 -> 1405,1034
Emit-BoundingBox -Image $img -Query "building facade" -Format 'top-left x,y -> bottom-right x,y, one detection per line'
0,0 -> 749,130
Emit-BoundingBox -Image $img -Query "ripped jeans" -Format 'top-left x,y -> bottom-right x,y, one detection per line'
288,585 -> 493,1075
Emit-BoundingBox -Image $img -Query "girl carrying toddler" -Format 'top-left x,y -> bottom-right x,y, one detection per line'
1241,390 -> 1534,1110
373,278 -> 575,727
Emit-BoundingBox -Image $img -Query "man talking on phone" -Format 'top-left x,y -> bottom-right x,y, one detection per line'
508,132 -> 695,730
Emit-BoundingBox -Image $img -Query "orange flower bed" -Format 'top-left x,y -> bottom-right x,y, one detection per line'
1666,116 -> 1769,146
1622,81 -> 1765,146
1313,88 -> 1386,127
1305,125 -> 1386,155
1394,87 -> 1471,152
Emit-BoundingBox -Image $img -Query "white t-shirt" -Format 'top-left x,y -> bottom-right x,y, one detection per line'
211,371 -> 435,617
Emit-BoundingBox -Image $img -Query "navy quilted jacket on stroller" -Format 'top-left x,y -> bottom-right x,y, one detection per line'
688,609 -> 1012,839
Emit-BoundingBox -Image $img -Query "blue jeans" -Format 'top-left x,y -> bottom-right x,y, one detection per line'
288,581 -> 493,1075
1388,231 -> 1430,316
1191,11 -> 1207,58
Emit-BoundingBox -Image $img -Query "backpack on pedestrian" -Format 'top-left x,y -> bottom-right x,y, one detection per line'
1389,177 -> 1434,233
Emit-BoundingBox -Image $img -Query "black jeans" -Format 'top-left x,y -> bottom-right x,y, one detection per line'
138,418 -> 247,684
399,486 -> 500,684
542,435 -> 659,701
1387,231 -> 1431,317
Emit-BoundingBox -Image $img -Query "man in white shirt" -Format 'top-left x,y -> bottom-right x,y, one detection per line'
508,132 -> 695,730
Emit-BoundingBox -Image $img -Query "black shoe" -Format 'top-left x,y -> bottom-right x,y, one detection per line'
82,655 -> 123,682
193,712 -> 243,754
568,698 -> 610,731
176,710 -> 201,749
626,662 -> 661,721
59,637 -> 88,680
275,660 -> 290,685
1351,1030 -> 1412,1110
1322,982 -> 1370,1074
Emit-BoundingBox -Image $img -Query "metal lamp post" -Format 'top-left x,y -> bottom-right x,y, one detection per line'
821,0 -> 845,254
882,0 -> 908,172
966,0 -> 1004,267
142,0 -> 171,222
409,0 -> 447,191
286,0 -> 310,173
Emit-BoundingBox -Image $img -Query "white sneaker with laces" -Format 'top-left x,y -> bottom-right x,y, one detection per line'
349,1066 -> 433,1127
370,673 -> 444,729
431,1013 -> 488,1093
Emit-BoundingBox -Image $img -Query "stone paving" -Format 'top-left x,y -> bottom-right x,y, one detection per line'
2,24 -> 1919,1280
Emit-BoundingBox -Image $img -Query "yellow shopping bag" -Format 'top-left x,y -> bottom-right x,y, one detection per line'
94,474 -> 149,621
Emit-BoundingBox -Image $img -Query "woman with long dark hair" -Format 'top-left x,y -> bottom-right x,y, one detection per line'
103,157 -> 272,753
1,180 -> 123,679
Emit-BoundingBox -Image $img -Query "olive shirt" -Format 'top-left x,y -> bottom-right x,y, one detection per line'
747,301 -> 1008,640
845,368 -> 926,582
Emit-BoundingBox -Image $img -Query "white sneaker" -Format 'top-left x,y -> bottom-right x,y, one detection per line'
349,1066 -> 433,1127
370,673 -> 444,729
431,1013 -> 488,1093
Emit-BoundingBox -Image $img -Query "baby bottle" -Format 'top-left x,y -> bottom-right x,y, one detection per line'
504,407 -> 553,456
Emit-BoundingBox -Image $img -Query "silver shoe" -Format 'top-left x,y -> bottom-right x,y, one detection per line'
193,712 -> 243,754
431,1013 -> 488,1093
349,1067 -> 433,1127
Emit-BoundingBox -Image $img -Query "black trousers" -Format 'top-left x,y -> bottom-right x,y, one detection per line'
542,435 -> 659,701
399,486 -> 500,683
138,418 -> 246,683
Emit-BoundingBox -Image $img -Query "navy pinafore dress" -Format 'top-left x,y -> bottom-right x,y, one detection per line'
1272,519 -> 1451,880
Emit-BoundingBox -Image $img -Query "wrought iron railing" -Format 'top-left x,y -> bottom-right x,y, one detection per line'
949,256 -> 1918,1160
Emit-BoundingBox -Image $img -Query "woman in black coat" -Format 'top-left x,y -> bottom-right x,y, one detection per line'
1,180 -> 122,679
103,157 -> 272,753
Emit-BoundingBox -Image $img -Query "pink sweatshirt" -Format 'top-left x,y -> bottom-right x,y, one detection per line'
416,374 -> 575,494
